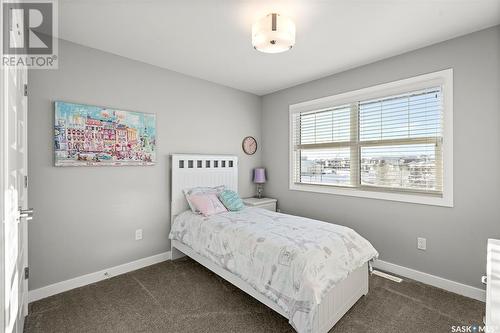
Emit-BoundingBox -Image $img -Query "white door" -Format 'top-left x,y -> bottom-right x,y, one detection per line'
486,239 -> 500,331
1,63 -> 30,333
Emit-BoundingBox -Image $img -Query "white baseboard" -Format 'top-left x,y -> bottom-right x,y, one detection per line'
28,253 -> 484,304
28,251 -> 171,303
373,259 -> 486,302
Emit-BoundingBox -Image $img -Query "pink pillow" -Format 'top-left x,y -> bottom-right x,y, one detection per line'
187,193 -> 227,216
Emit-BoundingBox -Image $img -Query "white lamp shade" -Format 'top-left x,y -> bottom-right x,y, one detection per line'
252,13 -> 295,54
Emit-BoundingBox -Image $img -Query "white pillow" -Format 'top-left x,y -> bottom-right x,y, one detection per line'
183,185 -> 225,213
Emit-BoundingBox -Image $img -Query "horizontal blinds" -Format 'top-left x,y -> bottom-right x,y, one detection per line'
359,88 -> 442,142
293,105 -> 352,186
299,105 -> 351,146
359,87 -> 443,193
292,86 -> 444,194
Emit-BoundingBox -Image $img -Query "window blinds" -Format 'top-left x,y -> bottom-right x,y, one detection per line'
292,105 -> 354,186
292,87 -> 443,194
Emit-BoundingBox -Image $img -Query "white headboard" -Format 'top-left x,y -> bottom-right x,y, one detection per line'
170,154 -> 238,221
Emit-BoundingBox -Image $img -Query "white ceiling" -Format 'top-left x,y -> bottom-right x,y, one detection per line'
59,0 -> 500,95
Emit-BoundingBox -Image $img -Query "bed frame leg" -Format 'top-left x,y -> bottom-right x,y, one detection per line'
171,245 -> 186,260
363,265 -> 370,296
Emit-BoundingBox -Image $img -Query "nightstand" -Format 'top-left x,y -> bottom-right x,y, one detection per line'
242,197 -> 277,212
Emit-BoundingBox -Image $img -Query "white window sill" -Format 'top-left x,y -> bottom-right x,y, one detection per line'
289,183 -> 453,207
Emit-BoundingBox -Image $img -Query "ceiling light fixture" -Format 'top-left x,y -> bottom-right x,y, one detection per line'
252,13 -> 295,54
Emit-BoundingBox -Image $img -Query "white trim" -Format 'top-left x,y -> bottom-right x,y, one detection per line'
0,65 -> 6,333
289,184 -> 452,207
372,259 -> 485,302
289,69 -> 452,114
289,69 -> 454,207
28,251 -> 171,303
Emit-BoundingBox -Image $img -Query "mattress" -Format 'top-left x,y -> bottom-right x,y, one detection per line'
169,207 -> 378,333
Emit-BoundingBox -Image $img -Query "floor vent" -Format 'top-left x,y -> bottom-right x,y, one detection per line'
372,270 -> 403,283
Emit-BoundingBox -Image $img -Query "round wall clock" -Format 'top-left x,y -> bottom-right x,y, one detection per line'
242,136 -> 257,155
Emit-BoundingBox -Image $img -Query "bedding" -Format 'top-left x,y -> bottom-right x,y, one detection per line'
169,207 -> 378,333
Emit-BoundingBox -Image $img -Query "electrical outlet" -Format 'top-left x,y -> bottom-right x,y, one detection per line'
135,229 -> 143,241
417,237 -> 426,250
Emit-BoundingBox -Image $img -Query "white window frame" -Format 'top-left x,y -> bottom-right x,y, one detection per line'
289,69 -> 453,207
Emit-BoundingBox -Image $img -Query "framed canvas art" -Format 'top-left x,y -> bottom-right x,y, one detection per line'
54,101 -> 156,166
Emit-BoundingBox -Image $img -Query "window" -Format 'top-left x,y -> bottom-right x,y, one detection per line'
289,69 -> 453,206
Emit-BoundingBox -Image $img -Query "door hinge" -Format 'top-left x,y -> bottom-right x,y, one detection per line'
24,267 -> 29,279
24,84 -> 28,97
24,175 -> 28,188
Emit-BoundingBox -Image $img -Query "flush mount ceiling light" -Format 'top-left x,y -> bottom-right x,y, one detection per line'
252,13 -> 295,54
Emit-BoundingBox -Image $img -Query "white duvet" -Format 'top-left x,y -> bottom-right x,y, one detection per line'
169,208 -> 378,333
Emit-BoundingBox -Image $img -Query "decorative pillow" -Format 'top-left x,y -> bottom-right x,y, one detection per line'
183,185 -> 225,213
218,190 -> 244,211
187,193 -> 227,216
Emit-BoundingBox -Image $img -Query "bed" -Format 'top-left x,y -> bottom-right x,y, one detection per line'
169,154 -> 378,333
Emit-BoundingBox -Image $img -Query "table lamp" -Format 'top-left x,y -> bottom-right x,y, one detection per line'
253,168 -> 266,198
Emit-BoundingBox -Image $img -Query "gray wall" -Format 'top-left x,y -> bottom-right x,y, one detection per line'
28,40 -> 262,290
262,26 -> 500,289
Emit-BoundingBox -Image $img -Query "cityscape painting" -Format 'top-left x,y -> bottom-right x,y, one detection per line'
54,101 -> 156,166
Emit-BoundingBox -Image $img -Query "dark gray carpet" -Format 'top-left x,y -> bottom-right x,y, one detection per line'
25,257 -> 484,333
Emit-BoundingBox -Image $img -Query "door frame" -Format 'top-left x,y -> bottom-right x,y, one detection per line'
1,65 -> 7,333
0,0 -> 5,321
1,68 -> 7,332
0,58 -> 29,333
20,67 -> 29,319
1,0 -> 31,323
